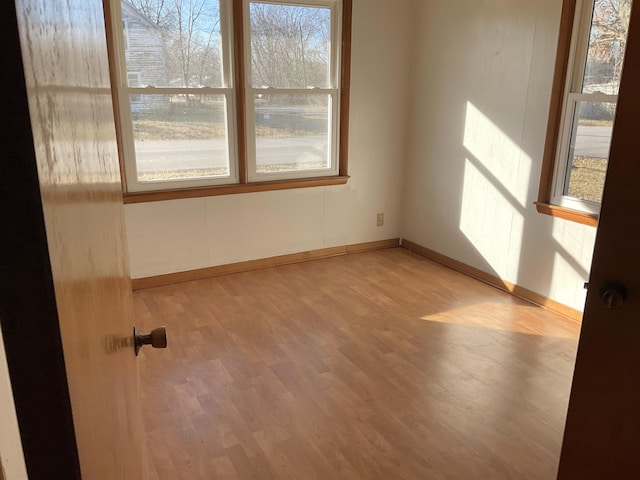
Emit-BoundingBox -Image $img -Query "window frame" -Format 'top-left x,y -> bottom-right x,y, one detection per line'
244,0 -> 342,182
537,0 -> 628,226
104,0 -> 351,203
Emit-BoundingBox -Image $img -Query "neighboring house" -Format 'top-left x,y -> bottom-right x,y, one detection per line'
122,0 -> 169,115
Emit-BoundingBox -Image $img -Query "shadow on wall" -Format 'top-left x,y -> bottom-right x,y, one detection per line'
459,100 -> 590,303
402,1 -> 595,312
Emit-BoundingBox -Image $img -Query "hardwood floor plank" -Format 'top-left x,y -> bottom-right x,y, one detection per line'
136,248 -> 579,479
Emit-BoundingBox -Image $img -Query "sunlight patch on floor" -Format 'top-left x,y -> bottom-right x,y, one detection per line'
420,301 -> 579,339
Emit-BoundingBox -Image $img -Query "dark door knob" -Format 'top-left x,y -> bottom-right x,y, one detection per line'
134,326 -> 167,356
600,282 -> 627,310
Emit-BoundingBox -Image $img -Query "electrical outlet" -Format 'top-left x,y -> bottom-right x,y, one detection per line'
376,213 -> 384,227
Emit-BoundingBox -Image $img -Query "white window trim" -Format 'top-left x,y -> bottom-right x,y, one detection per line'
107,0 -> 348,195
109,0 -> 240,193
550,0 -> 620,215
243,0 -> 342,182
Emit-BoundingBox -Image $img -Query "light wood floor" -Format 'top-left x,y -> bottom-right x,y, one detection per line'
134,247 -> 580,480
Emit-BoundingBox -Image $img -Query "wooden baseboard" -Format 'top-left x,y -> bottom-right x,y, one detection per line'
401,239 -> 583,322
131,238 -> 401,290
132,237 -> 582,322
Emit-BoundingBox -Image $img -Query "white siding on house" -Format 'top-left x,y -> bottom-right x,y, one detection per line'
122,2 -> 169,113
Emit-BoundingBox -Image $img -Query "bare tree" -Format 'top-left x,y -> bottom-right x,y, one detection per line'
127,1 -> 331,90
128,0 -> 222,87
128,0 -> 174,30
250,3 -> 330,89
587,0 -> 632,87
169,0 -> 221,86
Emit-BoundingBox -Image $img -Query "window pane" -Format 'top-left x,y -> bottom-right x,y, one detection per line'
122,0 -> 224,88
131,94 -> 231,182
128,73 -> 143,103
250,3 -> 331,88
582,0 -> 632,94
254,94 -> 330,173
564,101 -> 615,203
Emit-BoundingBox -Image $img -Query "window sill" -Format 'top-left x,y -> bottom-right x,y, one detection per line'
535,202 -> 598,227
123,175 -> 350,204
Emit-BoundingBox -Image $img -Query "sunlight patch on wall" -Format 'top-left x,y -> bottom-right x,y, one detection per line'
550,219 -> 594,309
460,159 -> 524,278
463,102 -> 531,207
460,101 -> 531,281
551,218 -> 596,275
550,251 -> 587,309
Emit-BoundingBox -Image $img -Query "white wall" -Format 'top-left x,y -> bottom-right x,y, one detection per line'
401,0 -> 596,311
125,0 -> 416,279
0,326 -> 28,480
125,0 -> 597,312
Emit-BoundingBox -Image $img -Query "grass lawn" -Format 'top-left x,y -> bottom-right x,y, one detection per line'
567,156 -> 607,203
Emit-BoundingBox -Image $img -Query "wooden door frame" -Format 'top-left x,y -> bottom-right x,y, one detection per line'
0,1 -> 81,478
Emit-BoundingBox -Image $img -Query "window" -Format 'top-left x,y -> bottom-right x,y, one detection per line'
127,72 -> 142,103
537,0 -> 632,225
106,0 -> 351,199
246,2 -> 338,181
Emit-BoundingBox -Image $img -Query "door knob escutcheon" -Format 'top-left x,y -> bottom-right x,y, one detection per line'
134,326 -> 167,356
600,282 -> 627,310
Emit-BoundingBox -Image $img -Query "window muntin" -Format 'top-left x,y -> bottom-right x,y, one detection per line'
109,0 -> 345,194
551,0 -> 631,214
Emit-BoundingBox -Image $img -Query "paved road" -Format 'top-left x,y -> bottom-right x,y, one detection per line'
135,136 -> 328,173
134,125 -> 612,175
574,125 -> 612,158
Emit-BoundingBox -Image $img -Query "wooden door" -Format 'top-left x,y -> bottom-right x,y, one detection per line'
557,2 -> 640,478
0,0 -> 147,479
